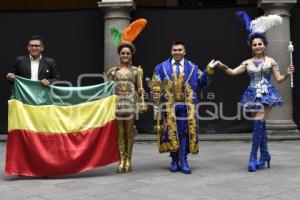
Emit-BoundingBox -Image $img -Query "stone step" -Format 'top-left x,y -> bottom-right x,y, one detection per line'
135,132 -> 300,142
2,132 -> 300,142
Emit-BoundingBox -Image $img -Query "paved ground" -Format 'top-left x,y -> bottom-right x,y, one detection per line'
1,140 -> 300,200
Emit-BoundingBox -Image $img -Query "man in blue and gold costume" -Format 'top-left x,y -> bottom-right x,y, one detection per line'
150,41 -> 218,174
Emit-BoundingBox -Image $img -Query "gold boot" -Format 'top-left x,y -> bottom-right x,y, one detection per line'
124,120 -> 134,172
117,121 -> 126,173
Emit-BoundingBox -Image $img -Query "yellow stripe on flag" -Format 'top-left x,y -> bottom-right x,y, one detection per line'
8,96 -> 116,134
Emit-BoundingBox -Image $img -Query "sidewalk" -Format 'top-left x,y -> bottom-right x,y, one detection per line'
1,140 -> 300,200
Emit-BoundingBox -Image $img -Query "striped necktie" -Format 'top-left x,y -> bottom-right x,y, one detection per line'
175,62 -> 180,76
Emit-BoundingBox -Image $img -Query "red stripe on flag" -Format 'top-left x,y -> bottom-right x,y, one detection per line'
5,120 -> 119,177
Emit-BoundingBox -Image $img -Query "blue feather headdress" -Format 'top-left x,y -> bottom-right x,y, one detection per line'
236,11 -> 282,45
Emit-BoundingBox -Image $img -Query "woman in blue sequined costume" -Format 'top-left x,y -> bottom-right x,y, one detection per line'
218,35 -> 294,172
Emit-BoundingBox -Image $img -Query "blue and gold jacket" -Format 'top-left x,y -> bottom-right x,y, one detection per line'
151,58 -> 214,154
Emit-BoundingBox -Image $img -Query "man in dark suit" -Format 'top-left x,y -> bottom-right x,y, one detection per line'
6,35 -> 60,86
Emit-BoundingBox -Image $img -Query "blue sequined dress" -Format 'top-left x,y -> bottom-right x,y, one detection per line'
241,59 -> 283,109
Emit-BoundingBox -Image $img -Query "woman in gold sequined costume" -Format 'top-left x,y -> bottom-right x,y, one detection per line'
106,42 -> 146,173
106,18 -> 147,173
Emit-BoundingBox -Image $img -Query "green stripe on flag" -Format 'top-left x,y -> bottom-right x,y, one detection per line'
11,76 -> 115,105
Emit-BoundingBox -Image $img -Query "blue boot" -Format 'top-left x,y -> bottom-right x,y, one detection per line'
248,120 -> 262,172
170,152 -> 180,172
257,121 -> 271,169
179,135 -> 191,174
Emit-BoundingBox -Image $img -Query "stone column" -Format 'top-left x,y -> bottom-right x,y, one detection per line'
98,0 -> 136,71
258,0 -> 298,132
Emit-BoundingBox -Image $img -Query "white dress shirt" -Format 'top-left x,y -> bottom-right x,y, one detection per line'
30,55 -> 42,81
171,58 -> 184,74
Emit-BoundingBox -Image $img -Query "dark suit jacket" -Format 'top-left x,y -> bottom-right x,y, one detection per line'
9,55 -> 60,84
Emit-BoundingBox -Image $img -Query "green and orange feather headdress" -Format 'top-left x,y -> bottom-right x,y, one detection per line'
110,18 -> 147,53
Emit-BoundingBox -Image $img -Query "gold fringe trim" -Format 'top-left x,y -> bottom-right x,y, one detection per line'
185,83 -> 199,154
158,79 -> 179,153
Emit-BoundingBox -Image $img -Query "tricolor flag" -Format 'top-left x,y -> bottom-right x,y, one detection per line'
5,76 -> 119,177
